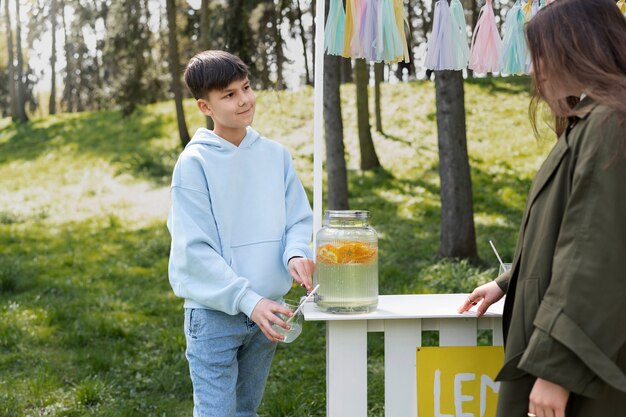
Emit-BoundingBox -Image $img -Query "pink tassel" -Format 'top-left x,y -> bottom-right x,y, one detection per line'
469,0 -> 502,73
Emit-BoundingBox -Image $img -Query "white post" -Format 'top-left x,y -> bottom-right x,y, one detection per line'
439,318 -> 478,347
313,0 -> 325,250
327,320 -> 368,417
385,320 -> 422,417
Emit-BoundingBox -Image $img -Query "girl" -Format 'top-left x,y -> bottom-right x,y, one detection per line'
459,1 -> 626,416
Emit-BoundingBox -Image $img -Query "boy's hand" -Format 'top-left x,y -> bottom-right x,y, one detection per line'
288,257 -> 315,292
250,298 -> 293,343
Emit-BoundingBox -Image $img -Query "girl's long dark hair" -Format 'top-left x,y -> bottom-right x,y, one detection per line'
526,0 -> 626,138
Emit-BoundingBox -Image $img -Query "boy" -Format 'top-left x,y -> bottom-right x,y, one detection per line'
167,50 -> 315,417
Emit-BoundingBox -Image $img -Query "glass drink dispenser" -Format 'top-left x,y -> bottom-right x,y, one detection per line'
315,210 -> 378,313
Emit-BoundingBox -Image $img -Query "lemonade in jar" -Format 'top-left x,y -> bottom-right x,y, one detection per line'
315,210 -> 378,314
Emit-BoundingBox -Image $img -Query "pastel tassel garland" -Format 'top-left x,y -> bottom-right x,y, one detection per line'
469,0 -> 502,73
342,0 -> 355,58
324,0 -> 346,56
349,0 -> 364,58
379,0 -> 405,62
500,0 -> 528,75
449,0 -> 470,70
393,0 -> 411,63
359,0 -> 379,61
423,0 -> 456,70
531,0 -> 540,18
523,0 -> 533,21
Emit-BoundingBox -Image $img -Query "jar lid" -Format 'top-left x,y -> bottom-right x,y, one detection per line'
325,210 -> 369,219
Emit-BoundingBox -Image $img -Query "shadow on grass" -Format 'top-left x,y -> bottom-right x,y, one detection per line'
0,107 -> 179,185
465,75 -> 532,95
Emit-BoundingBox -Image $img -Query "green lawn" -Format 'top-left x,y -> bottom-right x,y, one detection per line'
0,76 -> 549,416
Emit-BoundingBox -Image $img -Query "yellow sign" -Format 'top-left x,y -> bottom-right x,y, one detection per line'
416,346 -> 504,417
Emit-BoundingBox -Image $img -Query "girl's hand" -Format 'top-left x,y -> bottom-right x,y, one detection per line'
457,281 -> 505,317
529,377 -> 570,417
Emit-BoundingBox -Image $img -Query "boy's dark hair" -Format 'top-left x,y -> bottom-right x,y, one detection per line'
184,50 -> 249,100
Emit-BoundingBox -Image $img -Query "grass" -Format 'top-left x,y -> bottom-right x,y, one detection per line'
0,76 -> 550,416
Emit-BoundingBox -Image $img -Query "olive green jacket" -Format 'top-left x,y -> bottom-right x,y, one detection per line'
495,97 -> 626,398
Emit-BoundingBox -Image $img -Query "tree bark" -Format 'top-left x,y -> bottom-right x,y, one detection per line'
374,62 -> 383,133
323,5 -> 349,210
272,0 -> 286,89
200,0 -> 214,129
14,0 -> 28,122
354,59 -> 380,170
61,0 -> 73,112
339,57 -> 352,83
49,0 -> 57,114
310,0 -> 315,85
166,0 -> 190,148
467,0 -> 479,78
295,0 -> 311,85
4,0 -> 18,120
434,70 -> 477,260
404,0 -> 417,78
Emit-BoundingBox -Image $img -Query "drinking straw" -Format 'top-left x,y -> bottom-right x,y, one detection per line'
286,284 -> 320,324
488,240 -> 506,271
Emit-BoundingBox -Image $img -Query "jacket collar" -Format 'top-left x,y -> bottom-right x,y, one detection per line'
568,95 -> 598,125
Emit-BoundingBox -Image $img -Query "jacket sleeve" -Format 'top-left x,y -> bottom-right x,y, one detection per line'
281,149 -> 313,269
167,159 -> 262,317
495,269 -> 512,293
518,113 -> 626,397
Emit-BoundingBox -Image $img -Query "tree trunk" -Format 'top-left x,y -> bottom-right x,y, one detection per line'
4,0 -> 18,120
310,0 -> 315,85
272,0 -> 286,89
323,5 -> 349,210
339,57 -> 352,83
14,0 -> 28,122
374,62 -> 383,133
61,0 -> 73,112
200,0 -> 214,129
49,0 -> 57,114
354,59 -> 380,170
494,0 -> 502,34
166,0 -> 190,148
434,70 -> 477,260
467,0 -> 479,78
295,0 -> 311,86
404,0 -> 416,78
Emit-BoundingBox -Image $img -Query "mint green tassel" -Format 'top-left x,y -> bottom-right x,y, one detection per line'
324,0 -> 346,56
379,0 -> 404,62
500,0 -> 528,75
449,0 -> 470,70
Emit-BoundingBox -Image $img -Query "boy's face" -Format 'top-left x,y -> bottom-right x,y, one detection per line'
197,77 -> 256,133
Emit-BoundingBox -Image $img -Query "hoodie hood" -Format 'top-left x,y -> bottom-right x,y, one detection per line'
187,126 -> 260,151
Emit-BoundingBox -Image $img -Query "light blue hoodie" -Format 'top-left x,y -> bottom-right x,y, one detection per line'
167,127 -> 313,317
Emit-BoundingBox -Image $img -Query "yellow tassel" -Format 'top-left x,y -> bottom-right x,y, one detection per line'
618,0 -> 626,14
393,0 -> 410,63
523,0 -> 533,21
342,0 -> 354,58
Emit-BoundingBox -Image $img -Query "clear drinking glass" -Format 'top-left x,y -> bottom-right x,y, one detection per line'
271,300 -> 303,343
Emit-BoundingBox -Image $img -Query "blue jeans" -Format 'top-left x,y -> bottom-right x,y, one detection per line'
184,308 -> 277,417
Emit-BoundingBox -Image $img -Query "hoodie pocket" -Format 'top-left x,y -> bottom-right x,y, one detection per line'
230,239 -> 291,296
